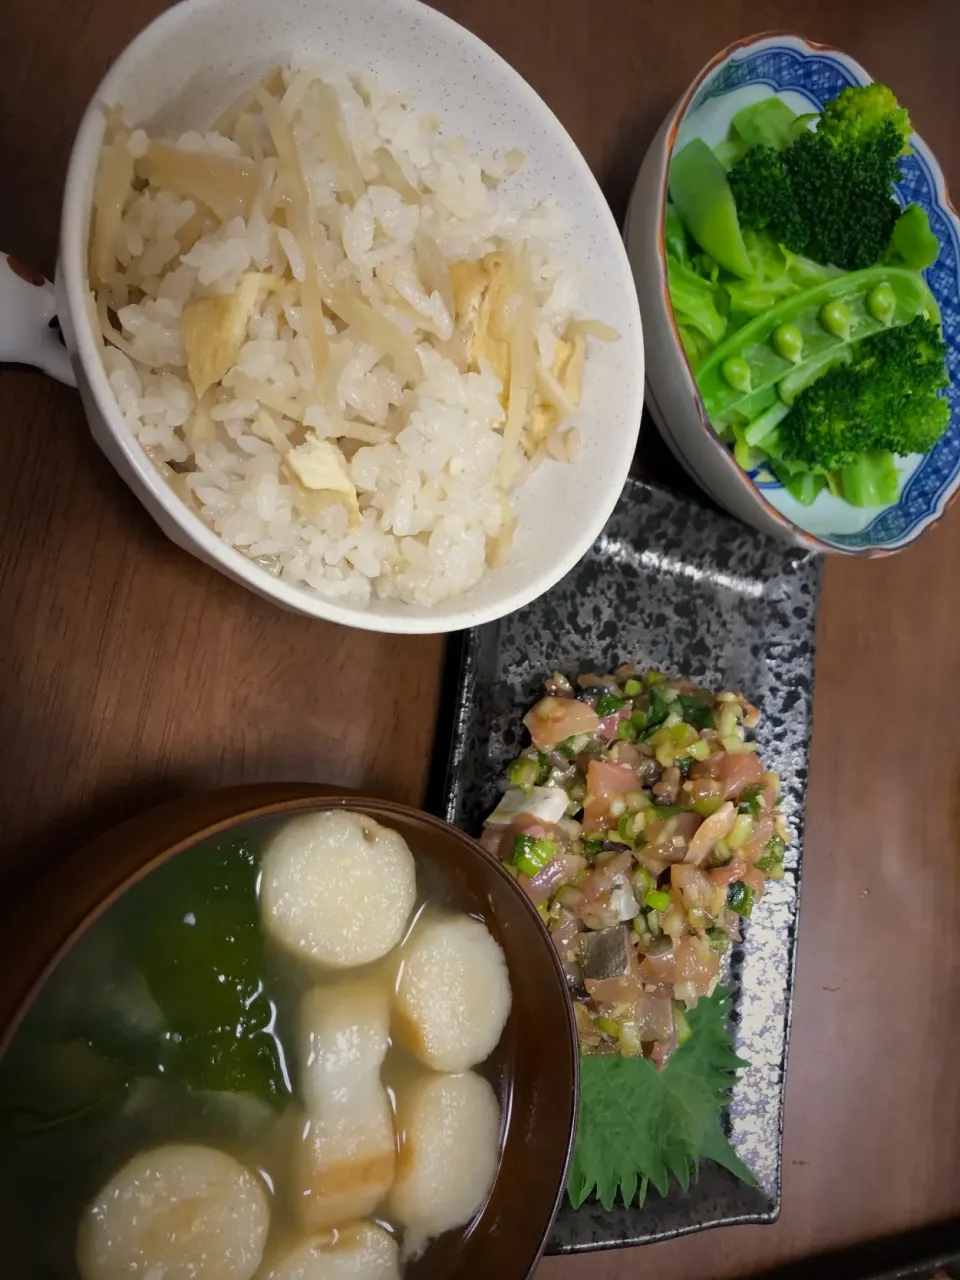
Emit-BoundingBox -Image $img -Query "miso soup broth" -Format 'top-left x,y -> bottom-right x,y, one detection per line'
0,810 -> 511,1279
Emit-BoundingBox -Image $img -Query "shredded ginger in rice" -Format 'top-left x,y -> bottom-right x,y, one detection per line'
90,64 -> 618,606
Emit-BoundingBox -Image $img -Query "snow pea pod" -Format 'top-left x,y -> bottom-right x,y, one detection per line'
696,266 -> 937,425
669,138 -> 755,279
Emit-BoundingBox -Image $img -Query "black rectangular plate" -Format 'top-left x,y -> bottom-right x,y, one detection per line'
438,476 -> 822,1253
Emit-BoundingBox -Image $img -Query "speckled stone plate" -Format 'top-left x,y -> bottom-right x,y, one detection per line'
439,476 -> 822,1253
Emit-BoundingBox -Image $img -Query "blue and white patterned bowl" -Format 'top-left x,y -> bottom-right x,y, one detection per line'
625,32 -> 960,554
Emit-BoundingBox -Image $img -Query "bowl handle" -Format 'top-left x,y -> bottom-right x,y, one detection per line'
1,252 -> 77,386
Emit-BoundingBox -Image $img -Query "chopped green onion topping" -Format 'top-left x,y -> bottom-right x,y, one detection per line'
727,880 -> 755,918
717,704 -> 741,740
623,677 -> 643,696
644,669 -> 665,686
727,812 -> 754,850
755,833 -> 786,871
708,839 -> 733,866
706,927 -> 730,953
631,865 -> 655,896
506,756 -> 540,791
653,805 -> 682,819
676,694 -> 716,730
624,789 -> 651,810
673,1006 -> 692,1045
619,814 -> 642,844
593,1015 -> 620,1038
644,686 -> 673,735
618,811 -> 647,845
644,888 -> 672,912
618,1019 -> 643,1057
692,795 -> 724,817
596,692 -> 627,717
738,784 -> 764,816
615,719 -> 637,741
650,722 -> 698,760
558,732 -> 592,758
511,833 -> 557,879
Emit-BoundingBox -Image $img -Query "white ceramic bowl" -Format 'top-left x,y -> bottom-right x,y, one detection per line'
9,0 -> 643,633
625,32 -> 960,555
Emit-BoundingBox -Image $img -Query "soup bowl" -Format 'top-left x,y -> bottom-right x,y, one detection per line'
0,784 -> 579,1279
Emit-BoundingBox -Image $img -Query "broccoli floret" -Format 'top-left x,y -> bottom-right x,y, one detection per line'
728,84 -> 911,269
778,316 -> 951,470
855,314 -> 949,399
777,364 -> 877,469
724,146 -> 802,240
818,83 -> 911,152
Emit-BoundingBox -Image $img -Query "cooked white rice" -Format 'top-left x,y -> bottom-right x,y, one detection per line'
91,63 -> 609,607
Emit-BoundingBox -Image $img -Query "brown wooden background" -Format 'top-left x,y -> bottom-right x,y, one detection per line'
2,0 -> 959,1275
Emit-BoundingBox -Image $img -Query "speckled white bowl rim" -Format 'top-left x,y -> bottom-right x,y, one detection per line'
59,0 -> 644,634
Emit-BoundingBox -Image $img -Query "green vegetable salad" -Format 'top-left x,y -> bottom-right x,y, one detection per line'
667,84 -> 952,508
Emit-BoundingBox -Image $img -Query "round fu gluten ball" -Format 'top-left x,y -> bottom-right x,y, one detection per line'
393,913 -> 511,1072
76,1144 -> 269,1280
387,1071 -> 500,1257
260,1222 -> 399,1280
261,811 -> 417,968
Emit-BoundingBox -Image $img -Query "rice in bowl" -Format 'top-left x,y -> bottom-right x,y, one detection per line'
89,64 -> 616,607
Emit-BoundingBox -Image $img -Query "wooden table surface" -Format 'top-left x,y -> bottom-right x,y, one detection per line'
3,0 -> 960,1274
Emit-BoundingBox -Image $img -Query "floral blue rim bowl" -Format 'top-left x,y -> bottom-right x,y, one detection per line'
625,32 -> 960,555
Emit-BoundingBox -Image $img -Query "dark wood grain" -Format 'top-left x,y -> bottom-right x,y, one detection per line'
0,366 -> 443,896
2,0 -> 960,1275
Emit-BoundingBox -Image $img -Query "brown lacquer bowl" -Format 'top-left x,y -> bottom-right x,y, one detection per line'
0,784 -> 578,1279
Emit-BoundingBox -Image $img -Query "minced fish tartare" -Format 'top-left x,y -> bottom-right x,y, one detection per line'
482,665 -> 789,1068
